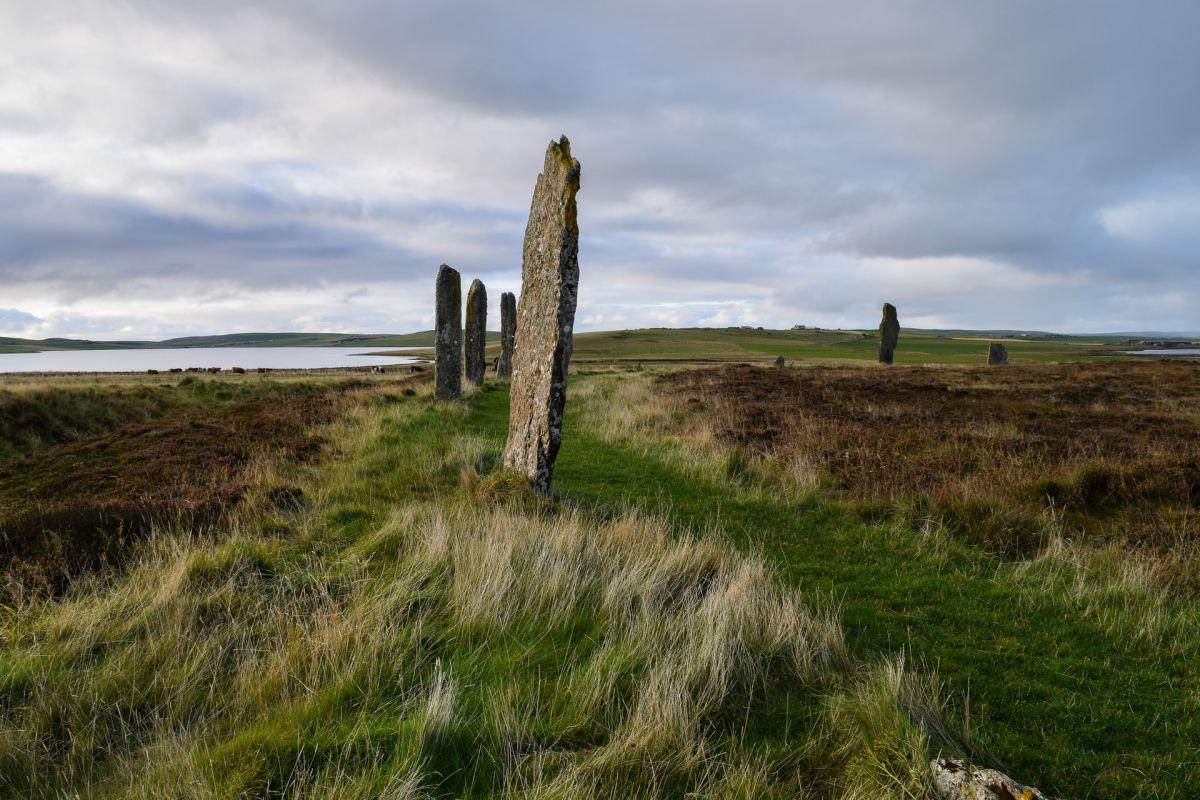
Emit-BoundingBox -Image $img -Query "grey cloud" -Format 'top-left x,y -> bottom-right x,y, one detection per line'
0,173 -> 509,297
1,0 -> 1198,335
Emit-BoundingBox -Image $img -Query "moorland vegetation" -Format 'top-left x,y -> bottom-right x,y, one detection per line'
0,344 -> 1196,798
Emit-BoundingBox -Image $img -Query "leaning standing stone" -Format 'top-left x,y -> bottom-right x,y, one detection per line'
878,303 -> 900,365
987,342 -> 1009,365
435,264 -> 462,400
498,291 -> 517,378
503,136 -> 581,495
465,279 -> 487,385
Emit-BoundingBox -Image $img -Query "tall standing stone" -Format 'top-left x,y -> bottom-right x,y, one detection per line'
465,279 -> 487,385
434,264 -> 462,400
878,303 -> 900,365
987,342 -> 1009,365
497,291 -> 516,378
503,136 -> 581,495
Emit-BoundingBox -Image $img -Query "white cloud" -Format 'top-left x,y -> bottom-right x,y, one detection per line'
1100,192 -> 1200,244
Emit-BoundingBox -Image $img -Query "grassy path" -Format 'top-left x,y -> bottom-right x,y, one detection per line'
467,381 -> 1198,800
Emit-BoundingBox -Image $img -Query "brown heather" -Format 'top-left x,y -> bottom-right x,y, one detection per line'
659,361 -> 1200,588
0,379 -> 378,595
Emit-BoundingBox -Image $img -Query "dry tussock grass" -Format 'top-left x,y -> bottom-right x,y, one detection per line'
0,393 -> 947,798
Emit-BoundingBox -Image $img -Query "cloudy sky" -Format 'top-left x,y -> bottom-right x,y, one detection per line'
1,1 -> 1198,339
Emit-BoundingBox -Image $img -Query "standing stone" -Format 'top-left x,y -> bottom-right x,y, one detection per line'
434,264 -> 462,400
987,342 -> 1009,365
497,291 -> 517,378
878,302 -> 900,365
773,355 -> 786,368
503,136 -> 581,495
465,279 -> 487,385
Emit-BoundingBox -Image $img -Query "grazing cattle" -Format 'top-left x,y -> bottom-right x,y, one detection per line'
146,369 -> 160,375
168,368 -> 183,373
231,367 -> 246,374
207,367 -> 221,374
256,367 -> 270,373
371,365 -> 385,374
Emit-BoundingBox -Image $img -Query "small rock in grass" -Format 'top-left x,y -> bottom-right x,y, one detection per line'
931,757 -> 1048,800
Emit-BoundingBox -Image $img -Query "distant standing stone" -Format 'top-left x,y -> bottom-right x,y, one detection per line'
503,136 -> 581,495
497,291 -> 517,378
774,355 -> 786,367
878,303 -> 900,365
435,264 -> 462,399
465,278 -> 487,385
987,342 -> 1008,365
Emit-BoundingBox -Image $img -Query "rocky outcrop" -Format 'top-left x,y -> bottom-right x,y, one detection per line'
498,291 -> 516,378
465,278 -> 487,385
878,303 -> 900,365
931,758 -> 1049,800
988,342 -> 1009,365
503,137 -> 581,496
435,264 -> 462,400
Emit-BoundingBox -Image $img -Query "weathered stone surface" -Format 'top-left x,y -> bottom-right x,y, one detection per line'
498,291 -> 517,378
878,302 -> 900,365
503,136 -> 581,495
931,757 -> 1048,800
465,278 -> 487,385
435,264 -> 462,400
774,355 -> 786,367
988,342 -> 1009,365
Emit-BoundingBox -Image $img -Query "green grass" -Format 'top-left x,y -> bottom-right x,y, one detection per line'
460,374 -> 1199,799
3,366 -> 1195,797
571,327 -> 1128,364
0,379 -> 945,798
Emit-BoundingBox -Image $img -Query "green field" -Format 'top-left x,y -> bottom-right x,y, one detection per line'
1,359 -> 1196,797
570,326 -> 1130,364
